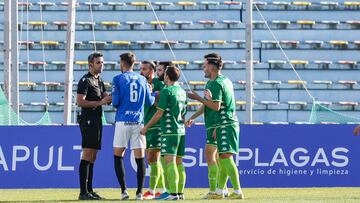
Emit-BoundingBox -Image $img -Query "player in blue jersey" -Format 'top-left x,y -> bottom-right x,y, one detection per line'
112,52 -> 155,200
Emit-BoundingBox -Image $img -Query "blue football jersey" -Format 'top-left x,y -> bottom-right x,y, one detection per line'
112,71 -> 155,122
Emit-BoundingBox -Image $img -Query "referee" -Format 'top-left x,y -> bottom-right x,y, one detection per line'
76,52 -> 112,200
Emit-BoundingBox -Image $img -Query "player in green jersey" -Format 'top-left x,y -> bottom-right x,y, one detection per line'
141,66 -> 187,200
140,61 -> 167,199
187,53 -> 244,199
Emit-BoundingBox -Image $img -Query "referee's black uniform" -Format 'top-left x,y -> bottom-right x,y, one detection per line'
77,72 -> 106,150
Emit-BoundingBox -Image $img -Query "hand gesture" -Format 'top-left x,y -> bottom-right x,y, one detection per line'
187,91 -> 202,101
204,89 -> 212,100
185,119 -> 194,128
212,128 -> 217,141
353,125 -> 360,136
140,127 -> 147,135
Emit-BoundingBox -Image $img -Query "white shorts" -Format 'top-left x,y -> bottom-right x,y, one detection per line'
113,122 -> 146,149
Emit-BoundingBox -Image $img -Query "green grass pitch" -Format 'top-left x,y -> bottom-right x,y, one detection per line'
0,188 -> 360,202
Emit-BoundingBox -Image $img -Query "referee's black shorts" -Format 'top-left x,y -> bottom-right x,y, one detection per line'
79,116 -> 103,150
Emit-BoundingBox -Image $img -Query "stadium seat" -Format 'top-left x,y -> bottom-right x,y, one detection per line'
261,80 -> 282,89
39,41 -> 59,48
107,2 -> 126,6
177,1 -> 197,7
50,61 -> 66,69
150,21 -> 169,29
112,40 -> 131,46
344,1 -> 360,7
130,2 -> 149,7
101,21 -> 121,29
83,2 -> 103,7
272,1 -> 291,10
125,21 -> 144,30
154,2 -> 173,6
320,20 -> 340,29
253,20 -> 266,29
187,101 -> 202,111
329,40 -> 348,49
338,80 -> 357,89
292,1 -> 312,6
160,40 -> 178,46
75,61 -> 88,69
315,101 -> 332,106
289,60 -> 309,68
288,101 -> 307,109
199,20 -> 217,26
268,60 -> 286,68
281,40 -> 300,48
208,40 -> 226,45
312,80 -> 332,85
272,20 -> 291,28
136,40 -> 155,49
52,21 -> 67,30
29,21 -> 47,29
287,80 -> 307,89
338,101 -> 358,107
189,81 -> 206,89
313,60 -> 332,69
18,2 -> 32,7
41,82 -> 61,90
337,60 -> 357,68
346,20 -> 360,28
260,101 -> 280,109
36,2 -> 56,9
222,20 -> 241,28
77,21 -> 96,30
237,60 -> 258,65
296,20 -> 315,28
183,40 -> 202,48
19,81 -> 36,87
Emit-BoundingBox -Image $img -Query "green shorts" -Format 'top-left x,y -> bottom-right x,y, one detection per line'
216,122 -> 239,154
146,127 -> 162,149
161,135 -> 185,157
206,128 -> 217,146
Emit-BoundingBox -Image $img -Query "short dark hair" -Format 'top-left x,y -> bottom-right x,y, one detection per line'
204,53 -> 222,70
158,61 -> 173,68
165,66 -> 180,82
120,52 -> 136,68
88,52 -> 103,64
141,60 -> 156,71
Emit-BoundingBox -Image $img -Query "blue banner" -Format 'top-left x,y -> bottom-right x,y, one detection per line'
0,125 -> 359,188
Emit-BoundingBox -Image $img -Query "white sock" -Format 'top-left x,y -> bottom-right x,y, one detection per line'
157,188 -> 165,193
149,189 -> 154,194
234,189 -> 242,195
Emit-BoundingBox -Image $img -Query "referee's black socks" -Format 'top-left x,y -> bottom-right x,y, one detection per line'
135,158 -> 146,195
87,163 -> 94,192
79,159 -> 90,195
114,155 -> 127,193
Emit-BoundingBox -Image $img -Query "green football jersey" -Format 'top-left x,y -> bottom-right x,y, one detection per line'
204,75 -> 238,128
144,78 -> 165,129
157,83 -> 187,135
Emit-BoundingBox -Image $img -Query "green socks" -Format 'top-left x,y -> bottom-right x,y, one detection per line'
157,162 -> 166,191
217,160 -> 228,190
208,164 -> 218,192
149,162 -> 160,191
166,162 -> 179,194
220,157 -> 240,190
177,164 -> 186,193
161,157 -> 169,190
